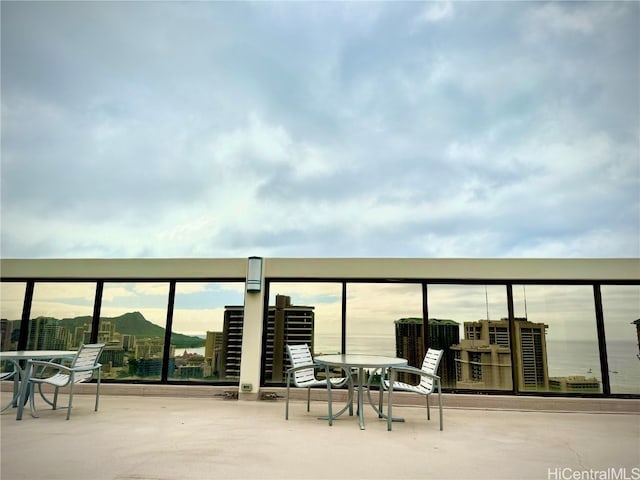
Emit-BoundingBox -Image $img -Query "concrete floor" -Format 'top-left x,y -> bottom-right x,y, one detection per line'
1,389 -> 639,480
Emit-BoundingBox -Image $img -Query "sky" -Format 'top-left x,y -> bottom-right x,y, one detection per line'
1,1 -> 639,259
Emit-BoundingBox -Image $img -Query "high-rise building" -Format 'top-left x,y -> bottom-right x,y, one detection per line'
0,319 -> 14,351
27,317 -> 71,350
222,295 -> 315,383
514,319 -> 549,390
204,330 -> 224,378
121,334 -> 135,352
394,318 -> 460,387
450,318 -> 549,391
264,295 -> 314,384
74,325 -> 88,348
221,306 -> 245,380
134,338 -> 170,359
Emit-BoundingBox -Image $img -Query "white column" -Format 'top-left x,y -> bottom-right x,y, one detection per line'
238,257 -> 265,399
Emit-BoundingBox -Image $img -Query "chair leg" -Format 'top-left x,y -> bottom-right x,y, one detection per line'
95,372 -> 101,412
378,369 -> 384,418
285,374 -> 291,420
326,366 -> 333,426
348,381 -> 354,416
387,369 -> 395,431
306,387 -> 311,412
437,381 -> 443,431
53,388 -> 59,410
66,382 -> 74,420
426,394 -> 431,420
29,382 -> 40,418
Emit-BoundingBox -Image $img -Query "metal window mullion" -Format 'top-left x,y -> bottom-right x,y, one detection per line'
341,282 -> 346,354
17,281 -> 34,350
162,281 -> 176,383
90,281 -> 103,344
593,284 -> 610,396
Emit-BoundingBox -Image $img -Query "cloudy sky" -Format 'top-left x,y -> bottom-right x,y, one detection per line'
1,1 -> 638,259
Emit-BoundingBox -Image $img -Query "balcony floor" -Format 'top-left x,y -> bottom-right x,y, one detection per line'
1,387 -> 639,480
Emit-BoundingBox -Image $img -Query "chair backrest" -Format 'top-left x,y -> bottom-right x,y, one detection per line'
419,348 -> 444,392
71,343 -> 106,383
286,344 -> 316,387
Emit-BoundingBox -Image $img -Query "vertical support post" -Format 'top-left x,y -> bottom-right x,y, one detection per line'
326,365 -> 333,426
341,282 -> 347,353
506,284 -> 519,394
271,295 -> 286,382
593,284 -> 611,395
239,257 -> 266,399
422,282 -> 429,359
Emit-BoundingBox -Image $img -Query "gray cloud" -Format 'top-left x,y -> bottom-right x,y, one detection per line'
1,1 -> 638,259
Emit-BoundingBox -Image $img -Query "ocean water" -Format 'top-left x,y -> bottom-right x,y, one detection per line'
546,339 -> 640,394
315,335 -> 640,394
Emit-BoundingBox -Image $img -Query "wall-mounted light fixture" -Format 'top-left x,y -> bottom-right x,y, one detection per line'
246,256 -> 263,293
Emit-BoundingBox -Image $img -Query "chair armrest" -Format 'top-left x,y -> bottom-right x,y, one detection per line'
28,360 -> 101,374
389,365 -> 440,382
286,363 -> 351,386
285,363 -> 324,374
28,359 -> 69,371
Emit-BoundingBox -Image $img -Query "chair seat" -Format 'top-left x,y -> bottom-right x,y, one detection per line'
296,377 -> 346,389
32,373 -> 70,388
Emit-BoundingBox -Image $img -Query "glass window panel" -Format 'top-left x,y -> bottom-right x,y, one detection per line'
1,282 -> 26,351
601,285 -> 640,394
345,283 -> 422,358
428,284 -> 510,390
345,283 -> 422,388
169,282 -> 245,383
28,282 -> 96,351
513,285 -> 600,393
264,282 -> 342,385
100,282 -> 169,381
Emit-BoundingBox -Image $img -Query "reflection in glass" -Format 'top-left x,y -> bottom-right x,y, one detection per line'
513,285 -> 600,393
346,283 -> 422,360
428,285 -> 510,390
170,282 -> 244,383
28,282 -> 96,351
601,285 -> 640,394
0,282 -> 26,352
99,282 -> 169,381
269,282 -> 343,355
264,283 -> 342,386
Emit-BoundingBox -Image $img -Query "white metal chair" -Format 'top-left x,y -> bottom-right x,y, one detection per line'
285,344 -> 350,420
27,343 -> 106,420
385,348 -> 444,431
0,367 -> 19,413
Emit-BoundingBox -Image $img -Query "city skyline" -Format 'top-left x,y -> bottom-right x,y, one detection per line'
3,308 -> 625,393
1,281 -> 638,342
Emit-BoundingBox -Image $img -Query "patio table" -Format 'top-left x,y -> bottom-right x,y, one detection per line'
315,354 -> 407,430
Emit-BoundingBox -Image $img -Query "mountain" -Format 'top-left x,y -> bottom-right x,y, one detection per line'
57,311 -> 205,348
